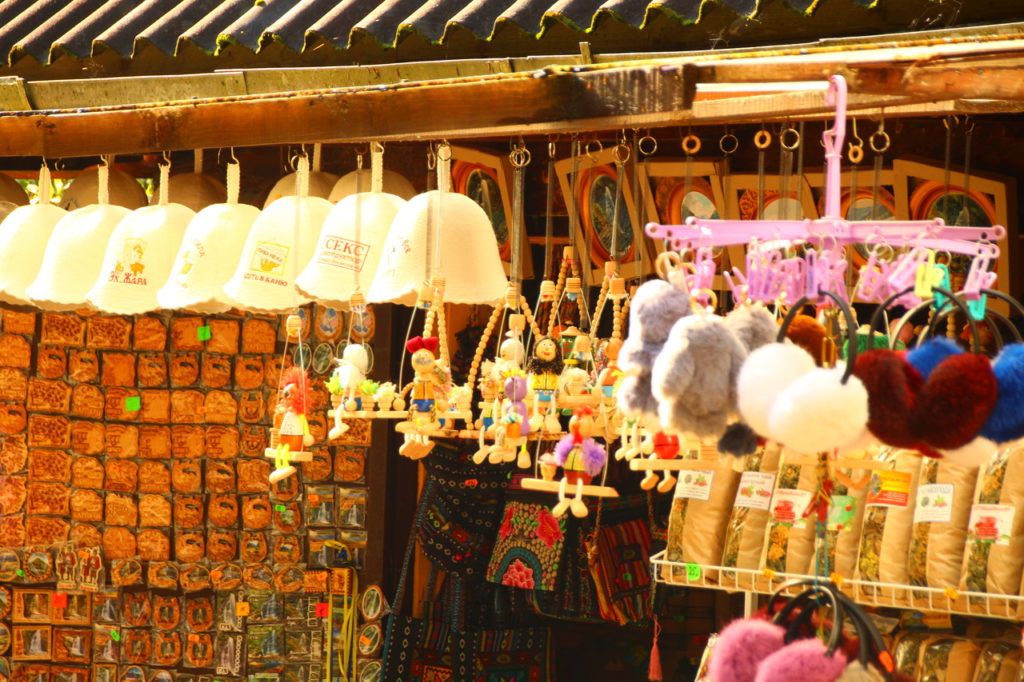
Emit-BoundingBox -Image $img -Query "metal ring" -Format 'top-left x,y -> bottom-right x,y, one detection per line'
585,139 -> 602,162
780,127 -> 800,151
370,141 -> 384,155
681,134 -> 701,155
719,133 -> 739,155
869,130 -> 890,153
654,251 -> 681,280
638,135 -> 657,156
848,144 -> 864,165
510,147 -> 531,168
548,140 -> 557,159
613,143 -> 630,164
754,129 -> 772,150
436,143 -> 452,161
426,148 -> 437,170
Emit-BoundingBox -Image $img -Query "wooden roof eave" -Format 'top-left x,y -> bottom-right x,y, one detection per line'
3,37 -> 1024,157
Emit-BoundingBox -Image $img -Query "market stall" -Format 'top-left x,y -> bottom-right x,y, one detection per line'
0,3 -> 1022,682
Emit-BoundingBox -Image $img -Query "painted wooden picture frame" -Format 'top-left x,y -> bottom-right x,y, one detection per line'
450,145 -> 533,278
555,146 -> 653,284
12,625 -> 50,660
894,157 -> 1015,310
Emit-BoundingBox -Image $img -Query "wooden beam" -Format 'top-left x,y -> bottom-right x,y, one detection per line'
0,63 -> 695,158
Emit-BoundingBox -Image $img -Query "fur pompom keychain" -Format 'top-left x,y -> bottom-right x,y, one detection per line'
618,279 -> 691,418
980,343 -> 1024,443
760,291 -> 869,454
737,343 -> 816,439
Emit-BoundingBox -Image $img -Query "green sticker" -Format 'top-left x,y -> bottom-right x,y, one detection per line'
685,563 -> 701,581
125,396 -> 141,412
274,504 -> 286,512
111,629 -> 120,642
197,325 -> 212,341
16,569 -> 23,577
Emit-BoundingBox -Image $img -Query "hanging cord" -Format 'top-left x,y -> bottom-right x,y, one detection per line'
194,148 -> 203,174
848,119 -> 864,212
942,116 -> 955,220
754,124 -> 771,219
37,162 -> 52,205
225,149 -> 240,205
794,122 -> 806,219
509,138 -> 530,285
779,124 -> 800,220
579,138 -> 597,302
543,136 -> 557,281
610,131 -> 630,262
158,152 -> 170,206
870,117 -> 889,221
958,118 -> 974,226
426,143 -> 437,191
635,130 -> 655,283
98,155 -> 111,205
312,143 -> 323,173
719,128 -> 738,219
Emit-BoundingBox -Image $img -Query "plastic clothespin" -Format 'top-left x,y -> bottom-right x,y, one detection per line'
780,257 -> 806,306
856,251 -> 891,302
913,251 -> 945,299
962,250 -> 997,302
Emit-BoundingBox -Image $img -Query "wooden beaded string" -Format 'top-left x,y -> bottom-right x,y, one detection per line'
465,283 -> 543,395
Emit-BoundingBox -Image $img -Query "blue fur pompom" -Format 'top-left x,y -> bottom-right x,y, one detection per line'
980,343 -> 1024,443
906,337 -> 962,378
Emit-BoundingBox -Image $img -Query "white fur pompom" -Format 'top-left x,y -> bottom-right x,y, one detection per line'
737,343 -> 816,438
768,366 -> 868,454
939,437 -> 998,468
834,428 -> 878,456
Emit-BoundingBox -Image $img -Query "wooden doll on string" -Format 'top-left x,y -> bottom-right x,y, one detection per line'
480,370 -> 532,468
537,406 -> 610,518
395,334 -> 451,458
527,335 -> 564,434
327,341 -> 369,440
267,322 -> 315,482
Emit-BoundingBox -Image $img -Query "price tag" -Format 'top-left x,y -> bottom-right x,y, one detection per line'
315,602 -> 329,618
110,629 -> 120,642
16,569 -> 23,577
274,504 -> 286,512
188,634 -> 200,643
125,396 -> 141,412
235,601 -> 250,617
685,563 -> 701,581
52,593 -> 67,608
197,325 -> 212,341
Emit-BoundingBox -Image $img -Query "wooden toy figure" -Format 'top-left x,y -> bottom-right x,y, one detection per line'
396,336 -> 451,459
327,343 -> 369,440
484,372 -> 532,468
596,338 -> 624,399
270,366 -> 314,482
527,336 -> 564,434
545,406 -> 607,518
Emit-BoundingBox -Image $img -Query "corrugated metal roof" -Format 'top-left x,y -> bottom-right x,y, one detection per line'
0,0 -> 1005,79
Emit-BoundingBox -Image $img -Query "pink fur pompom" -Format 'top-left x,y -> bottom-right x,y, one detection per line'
708,619 -> 785,682
753,637 -> 848,682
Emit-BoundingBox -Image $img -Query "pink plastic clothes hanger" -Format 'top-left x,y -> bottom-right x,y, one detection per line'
646,75 -> 1005,254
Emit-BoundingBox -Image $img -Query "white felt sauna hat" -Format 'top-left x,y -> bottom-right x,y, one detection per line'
367,190 -> 508,305
330,168 -> 416,202
223,156 -> 332,313
60,164 -> 147,210
150,150 -> 226,212
297,146 -> 407,307
0,173 -> 28,206
0,166 -> 67,306
263,144 -> 338,208
158,160 -> 259,313
86,163 -> 195,314
26,162 -> 132,310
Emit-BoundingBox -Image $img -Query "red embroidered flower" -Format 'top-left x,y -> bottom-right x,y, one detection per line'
501,559 -> 535,589
499,506 -> 515,540
535,508 -> 563,548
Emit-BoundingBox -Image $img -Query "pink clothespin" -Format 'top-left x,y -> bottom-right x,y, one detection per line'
780,257 -> 806,306
962,250 -> 998,301
690,248 -> 717,293
856,251 -> 891,303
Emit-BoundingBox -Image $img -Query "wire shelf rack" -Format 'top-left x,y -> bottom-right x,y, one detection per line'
651,550 -> 1024,620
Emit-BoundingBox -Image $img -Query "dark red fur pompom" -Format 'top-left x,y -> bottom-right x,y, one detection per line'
853,349 -> 923,449
911,354 -> 998,450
